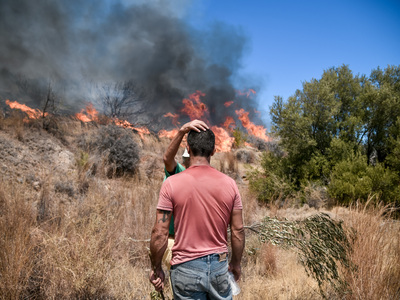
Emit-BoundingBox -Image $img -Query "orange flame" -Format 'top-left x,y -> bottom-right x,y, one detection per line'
75,103 -> 98,122
211,126 -> 235,152
235,108 -> 269,141
181,90 -> 208,120
5,100 -> 48,120
113,119 -> 150,139
222,116 -> 235,131
224,101 -> 234,107
158,128 -> 179,139
76,103 -> 151,139
163,112 -> 180,126
160,91 -> 235,152
236,89 -> 256,98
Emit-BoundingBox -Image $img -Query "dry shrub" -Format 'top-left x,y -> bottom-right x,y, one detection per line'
6,111 -> 26,141
339,202 -> 400,299
0,180 -> 37,299
77,125 -> 140,178
303,182 -> 332,209
219,151 -> 238,177
260,243 -> 278,275
235,148 -> 256,164
37,183 -> 53,223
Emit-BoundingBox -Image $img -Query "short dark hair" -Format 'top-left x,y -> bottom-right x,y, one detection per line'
187,129 -> 215,157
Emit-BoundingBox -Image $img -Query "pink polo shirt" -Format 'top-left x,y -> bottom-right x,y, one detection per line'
157,164 -> 242,265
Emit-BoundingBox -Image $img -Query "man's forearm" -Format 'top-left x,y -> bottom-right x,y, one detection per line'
163,129 -> 186,168
149,228 -> 169,269
230,226 -> 245,266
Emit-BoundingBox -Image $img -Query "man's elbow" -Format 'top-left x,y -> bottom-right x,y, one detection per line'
151,226 -> 169,240
231,226 -> 245,241
162,154 -> 169,165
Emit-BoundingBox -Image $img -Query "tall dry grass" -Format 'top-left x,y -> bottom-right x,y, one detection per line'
0,180 -> 36,299
336,202 -> 400,299
0,120 -> 399,299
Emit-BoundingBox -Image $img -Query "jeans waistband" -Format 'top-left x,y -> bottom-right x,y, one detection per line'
197,252 -> 228,262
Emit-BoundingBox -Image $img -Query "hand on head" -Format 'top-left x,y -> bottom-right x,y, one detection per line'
180,119 -> 209,134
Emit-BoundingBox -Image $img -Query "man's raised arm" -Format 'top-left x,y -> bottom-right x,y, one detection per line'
163,119 -> 208,173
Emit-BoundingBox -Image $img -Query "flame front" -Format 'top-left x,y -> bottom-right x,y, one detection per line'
181,91 -> 208,120
5,90 -> 270,151
235,108 -> 269,141
5,100 -> 48,120
75,103 -> 99,123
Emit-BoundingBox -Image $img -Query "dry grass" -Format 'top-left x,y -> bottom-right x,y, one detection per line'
0,180 -> 37,299
335,203 -> 400,300
0,118 -> 399,299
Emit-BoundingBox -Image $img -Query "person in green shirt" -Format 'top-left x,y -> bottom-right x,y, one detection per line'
161,119 -> 208,268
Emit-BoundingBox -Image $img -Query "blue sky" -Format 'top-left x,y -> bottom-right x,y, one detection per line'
186,0 -> 400,123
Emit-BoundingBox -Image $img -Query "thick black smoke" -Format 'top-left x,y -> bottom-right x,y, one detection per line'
0,0 -> 262,130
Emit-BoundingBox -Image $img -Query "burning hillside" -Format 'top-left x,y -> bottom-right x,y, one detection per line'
4,88 -> 269,153
0,0 -> 268,141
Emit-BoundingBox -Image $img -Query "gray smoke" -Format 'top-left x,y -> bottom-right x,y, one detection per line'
0,0 -> 263,130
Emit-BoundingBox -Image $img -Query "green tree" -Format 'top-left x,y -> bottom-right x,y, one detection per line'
270,65 -> 364,185
255,64 -> 400,206
364,66 -> 400,163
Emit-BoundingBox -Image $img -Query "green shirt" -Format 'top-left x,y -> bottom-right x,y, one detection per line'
164,162 -> 186,235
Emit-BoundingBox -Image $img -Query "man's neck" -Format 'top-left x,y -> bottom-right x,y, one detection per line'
190,156 -> 211,166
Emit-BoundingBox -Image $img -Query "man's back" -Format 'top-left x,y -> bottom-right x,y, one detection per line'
158,165 -> 242,265
150,128 -> 244,299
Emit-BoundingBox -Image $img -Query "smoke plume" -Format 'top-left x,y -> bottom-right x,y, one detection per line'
0,0 -> 262,130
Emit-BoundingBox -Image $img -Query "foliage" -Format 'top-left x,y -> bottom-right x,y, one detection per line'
252,64 -> 400,206
329,153 -> 400,205
248,213 -> 352,298
232,127 -> 247,148
247,151 -> 294,203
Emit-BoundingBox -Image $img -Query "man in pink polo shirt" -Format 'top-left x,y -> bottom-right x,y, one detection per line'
150,128 -> 245,299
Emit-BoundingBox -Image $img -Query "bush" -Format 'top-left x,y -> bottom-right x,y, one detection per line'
235,148 -> 256,164
328,153 -> 400,205
77,125 -> 140,178
108,134 -> 140,177
233,128 -> 247,148
247,151 -> 294,203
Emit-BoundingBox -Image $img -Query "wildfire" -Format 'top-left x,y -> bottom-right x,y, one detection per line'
113,119 -> 150,139
4,90 -> 271,152
235,108 -> 269,141
236,88 -> 256,98
211,126 -> 235,153
222,116 -> 235,131
224,101 -> 234,107
158,128 -> 179,139
163,112 -> 180,126
75,103 -> 98,122
5,100 -> 48,120
75,104 -> 151,139
181,91 -> 208,120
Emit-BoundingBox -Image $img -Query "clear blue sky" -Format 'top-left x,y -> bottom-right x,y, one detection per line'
186,0 -> 400,123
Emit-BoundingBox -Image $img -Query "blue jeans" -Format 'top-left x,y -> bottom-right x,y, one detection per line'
170,253 -> 232,300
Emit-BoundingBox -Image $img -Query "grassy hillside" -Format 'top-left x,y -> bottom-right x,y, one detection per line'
0,113 -> 399,299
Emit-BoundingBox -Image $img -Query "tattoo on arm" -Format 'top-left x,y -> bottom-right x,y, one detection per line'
158,210 -> 171,223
